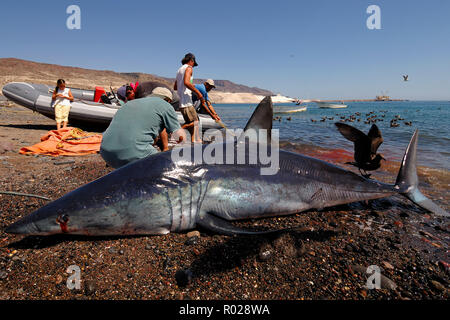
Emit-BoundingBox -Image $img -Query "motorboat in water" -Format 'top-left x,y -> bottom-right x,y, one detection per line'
273,106 -> 307,114
315,101 -> 348,109
1,82 -> 223,130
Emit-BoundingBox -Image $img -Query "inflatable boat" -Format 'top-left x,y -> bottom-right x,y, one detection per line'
2,82 -> 223,130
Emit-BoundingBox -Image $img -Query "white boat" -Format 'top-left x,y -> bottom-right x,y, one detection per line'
2,82 -> 223,130
315,101 -> 348,109
273,106 -> 307,114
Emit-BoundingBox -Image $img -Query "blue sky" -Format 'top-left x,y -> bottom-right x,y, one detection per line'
0,0 -> 449,100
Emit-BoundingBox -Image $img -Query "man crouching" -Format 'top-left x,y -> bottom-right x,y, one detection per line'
100,87 -> 185,169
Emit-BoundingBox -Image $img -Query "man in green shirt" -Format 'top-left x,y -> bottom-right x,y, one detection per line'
100,87 -> 185,169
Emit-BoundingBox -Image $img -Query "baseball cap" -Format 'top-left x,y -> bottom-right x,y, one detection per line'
117,85 -> 127,101
205,79 -> 216,88
151,87 -> 173,101
181,53 -> 198,66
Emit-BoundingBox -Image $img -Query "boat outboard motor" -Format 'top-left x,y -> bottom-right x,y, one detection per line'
100,94 -> 112,104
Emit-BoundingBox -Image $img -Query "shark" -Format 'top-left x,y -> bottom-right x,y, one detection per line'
5,96 -> 448,237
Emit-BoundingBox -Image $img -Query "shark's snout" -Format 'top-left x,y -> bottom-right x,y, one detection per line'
5,214 -> 40,235
5,201 -> 68,236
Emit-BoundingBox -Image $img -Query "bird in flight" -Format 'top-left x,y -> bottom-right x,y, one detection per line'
403,75 -> 409,81
335,123 -> 385,179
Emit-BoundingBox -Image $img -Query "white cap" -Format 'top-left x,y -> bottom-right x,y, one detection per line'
205,79 -> 215,88
151,87 -> 173,100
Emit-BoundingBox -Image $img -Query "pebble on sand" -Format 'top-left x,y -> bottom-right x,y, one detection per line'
175,269 -> 193,287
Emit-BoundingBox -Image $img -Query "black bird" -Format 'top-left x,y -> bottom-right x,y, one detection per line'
403,75 -> 409,81
335,123 -> 385,178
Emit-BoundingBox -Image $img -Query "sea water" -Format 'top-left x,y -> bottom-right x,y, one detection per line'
213,101 -> 450,171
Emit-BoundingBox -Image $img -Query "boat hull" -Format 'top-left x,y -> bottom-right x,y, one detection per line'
315,101 -> 348,109
2,82 -> 223,130
273,106 -> 307,114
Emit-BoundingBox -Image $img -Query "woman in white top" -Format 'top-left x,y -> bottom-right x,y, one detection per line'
52,79 -> 74,130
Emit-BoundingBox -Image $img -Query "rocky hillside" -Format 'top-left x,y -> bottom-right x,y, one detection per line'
0,58 -> 273,97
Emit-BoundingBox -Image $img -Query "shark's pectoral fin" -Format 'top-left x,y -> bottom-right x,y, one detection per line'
196,213 -> 284,236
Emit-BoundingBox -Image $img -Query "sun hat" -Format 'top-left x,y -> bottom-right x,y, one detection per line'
205,79 -> 215,88
151,87 -> 173,101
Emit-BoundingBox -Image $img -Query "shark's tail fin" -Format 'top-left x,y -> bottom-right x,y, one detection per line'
395,130 -> 448,216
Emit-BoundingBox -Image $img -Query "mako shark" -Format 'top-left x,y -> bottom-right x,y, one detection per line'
5,97 -> 448,236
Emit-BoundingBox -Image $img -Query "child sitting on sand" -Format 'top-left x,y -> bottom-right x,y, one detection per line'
51,79 -> 74,130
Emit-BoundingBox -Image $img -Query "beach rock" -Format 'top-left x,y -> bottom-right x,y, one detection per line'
108,247 -> 117,254
54,160 -> 75,166
258,244 -> 273,262
369,210 -> 382,219
393,221 -> 403,228
345,244 -> 355,252
0,270 -> 8,280
329,221 -> 338,228
55,275 -> 63,285
430,280 -> 446,292
399,211 -> 409,218
185,236 -> 199,246
382,261 -> 394,270
0,142 -> 15,154
187,231 -> 200,238
438,260 -> 449,273
175,269 -> 193,287
350,265 -> 396,290
163,257 -> 171,270
84,280 -> 96,296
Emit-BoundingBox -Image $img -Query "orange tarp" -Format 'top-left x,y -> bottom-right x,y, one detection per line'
19,127 -> 103,157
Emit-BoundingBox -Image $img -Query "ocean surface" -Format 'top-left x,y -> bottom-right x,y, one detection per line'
213,101 -> 450,171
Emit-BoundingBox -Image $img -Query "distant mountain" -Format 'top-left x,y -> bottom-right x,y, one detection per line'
0,58 -> 272,96
195,79 -> 273,95
122,73 -> 273,95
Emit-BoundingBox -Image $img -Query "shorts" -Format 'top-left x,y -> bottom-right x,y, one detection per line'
55,104 -> 71,123
180,106 -> 199,124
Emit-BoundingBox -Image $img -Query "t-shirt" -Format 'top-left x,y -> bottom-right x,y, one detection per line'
54,88 -> 71,107
100,97 -> 181,168
191,84 -> 209,104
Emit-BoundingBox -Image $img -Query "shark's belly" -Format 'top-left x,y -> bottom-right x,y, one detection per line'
201,177 -> 311,220
200,174 -> 394,221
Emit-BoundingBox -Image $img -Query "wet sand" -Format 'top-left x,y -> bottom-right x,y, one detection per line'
0,103 -> 448,300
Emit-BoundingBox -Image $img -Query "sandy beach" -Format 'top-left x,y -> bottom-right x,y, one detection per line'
0,102 -> 448,300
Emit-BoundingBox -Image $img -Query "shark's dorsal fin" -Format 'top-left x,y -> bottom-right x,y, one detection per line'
238,96 -> 273,143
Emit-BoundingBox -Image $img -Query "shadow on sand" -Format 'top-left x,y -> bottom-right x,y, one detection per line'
186,228 -> 339,278
6,234 -> 143,250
